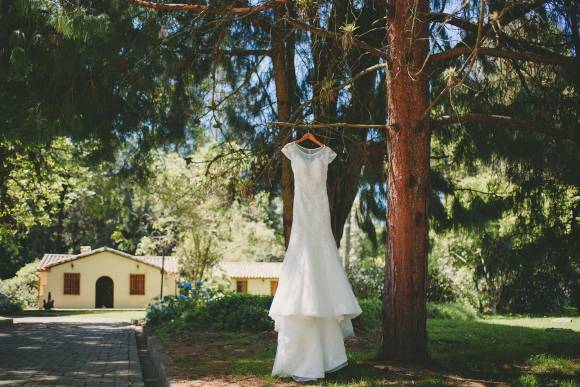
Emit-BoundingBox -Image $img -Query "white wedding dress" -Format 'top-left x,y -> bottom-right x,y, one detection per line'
269,141 -> 363,382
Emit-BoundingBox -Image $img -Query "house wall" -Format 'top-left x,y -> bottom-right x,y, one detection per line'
228,277 -> 278,296
38,251 -> 178,309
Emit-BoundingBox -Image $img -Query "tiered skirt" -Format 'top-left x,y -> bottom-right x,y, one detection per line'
271,315 -> 355,381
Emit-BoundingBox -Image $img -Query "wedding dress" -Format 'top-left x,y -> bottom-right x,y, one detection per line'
269,141 -> 363,382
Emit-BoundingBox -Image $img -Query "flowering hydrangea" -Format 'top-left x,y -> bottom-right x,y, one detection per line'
179,281 -> 192,291
145,279 -> 228,326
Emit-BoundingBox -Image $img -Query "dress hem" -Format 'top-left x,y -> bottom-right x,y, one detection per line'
276,360 -> 349,382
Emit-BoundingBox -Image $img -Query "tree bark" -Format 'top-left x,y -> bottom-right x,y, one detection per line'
380,0 -> 430,362
343,209 -> 352,272
272,8 -> 295,248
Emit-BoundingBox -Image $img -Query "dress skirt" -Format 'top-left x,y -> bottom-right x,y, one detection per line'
271,315 -> 351,381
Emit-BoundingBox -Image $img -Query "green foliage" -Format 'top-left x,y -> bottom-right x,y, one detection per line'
347,256 -> 384,299
0,138 -> 153,278
0,293 -> 23,314
354,298 -> 382,331
145,279 -> 228,326
1,0 -> 206,157
427,263 -> 457,303
0,259 -> 39,308
146,286 -> 275,332
427,302 -> 479,321
136,146 -> 284,280
202,293 -> 275,331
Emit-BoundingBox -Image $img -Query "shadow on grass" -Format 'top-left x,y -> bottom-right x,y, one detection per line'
151,318 -> 579,386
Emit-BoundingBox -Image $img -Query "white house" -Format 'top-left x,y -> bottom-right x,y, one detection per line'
215,261 -> 282,296
37,246 -> 179,309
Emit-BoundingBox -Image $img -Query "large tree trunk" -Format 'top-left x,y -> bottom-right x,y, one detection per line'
379,0 -> 431,362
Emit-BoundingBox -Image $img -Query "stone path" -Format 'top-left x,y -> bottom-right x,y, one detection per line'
0,317 -> 144,386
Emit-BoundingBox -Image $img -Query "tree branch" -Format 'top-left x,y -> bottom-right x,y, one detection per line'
282,16 -> 387,59
432,113 -> 580,144
269,121 -> 387,129
129,0 -> 285,14
428,0 -> 549,33
428,13 -> 478,32
197,48 -> 271,56
430,46 -> 578,65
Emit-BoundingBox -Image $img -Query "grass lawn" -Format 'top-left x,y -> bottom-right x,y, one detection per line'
149,316 -> 579,386
4,309 -> 146,321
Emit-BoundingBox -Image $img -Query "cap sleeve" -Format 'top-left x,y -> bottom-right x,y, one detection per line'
281,142 -> 294,160
324,146 -> 337,164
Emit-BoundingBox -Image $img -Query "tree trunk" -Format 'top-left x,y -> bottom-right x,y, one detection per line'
379,0 -> 430,362
343,208 -> 352,271
272,8 -> 294,248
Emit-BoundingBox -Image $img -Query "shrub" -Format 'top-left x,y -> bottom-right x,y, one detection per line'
354,298 -> 381,331
146,279 -> 227,325
347,257 -> 384,299
427,264 -> 457,302
427,302 -> 479,320
0,260 -> 40,308
0,293 -> 23,314
203,293 -> 274,331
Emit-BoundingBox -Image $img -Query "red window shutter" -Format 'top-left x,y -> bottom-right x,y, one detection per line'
270,280 -> 278,295
64,273 -> 80,295
236,280 -> 248,293
130,274 -> 145,295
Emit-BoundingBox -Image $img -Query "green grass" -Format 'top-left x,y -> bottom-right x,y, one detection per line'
5,309 -> 146,321
151,315 -> 580,386
427,302 -> 479,320
481,315 -> 580,331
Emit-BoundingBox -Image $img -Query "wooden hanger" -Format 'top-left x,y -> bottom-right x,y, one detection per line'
293,129 -> 326,148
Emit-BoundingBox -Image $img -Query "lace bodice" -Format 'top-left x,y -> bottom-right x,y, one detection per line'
281,142 -> 337,195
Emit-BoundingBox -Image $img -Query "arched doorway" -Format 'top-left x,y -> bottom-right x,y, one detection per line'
95,276 -> 114,308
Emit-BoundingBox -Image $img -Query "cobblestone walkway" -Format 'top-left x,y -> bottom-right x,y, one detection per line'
0,317 -> 144,386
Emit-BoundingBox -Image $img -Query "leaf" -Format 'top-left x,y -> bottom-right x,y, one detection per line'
9,47 -> 27,73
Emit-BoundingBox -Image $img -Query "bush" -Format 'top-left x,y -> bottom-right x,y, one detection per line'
427,302 -> 479,320
147,288 -> 275,332
427,264 -> 457,302
354,298 -> 381,331
203,293 -> 274,331
146,279 -> 227,325
347,257 -> 384,299
0,260 -> 40,308
0,293 -> 23,314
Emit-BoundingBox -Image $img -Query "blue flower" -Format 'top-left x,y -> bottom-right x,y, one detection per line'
150,303 -> 158,310
181,281 -> 192,291
195,279 -> 204,286
178,294 -> 187,300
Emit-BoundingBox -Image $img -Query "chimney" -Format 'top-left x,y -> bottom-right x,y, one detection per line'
80,246 -> 92,254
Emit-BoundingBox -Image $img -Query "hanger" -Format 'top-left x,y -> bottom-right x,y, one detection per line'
293,128 -> 326,148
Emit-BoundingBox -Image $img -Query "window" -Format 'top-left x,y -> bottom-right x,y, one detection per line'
270,280 -> 278,295
63,273 -> 80,295
236,280 -> 248,293
130,274 -> 145,295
